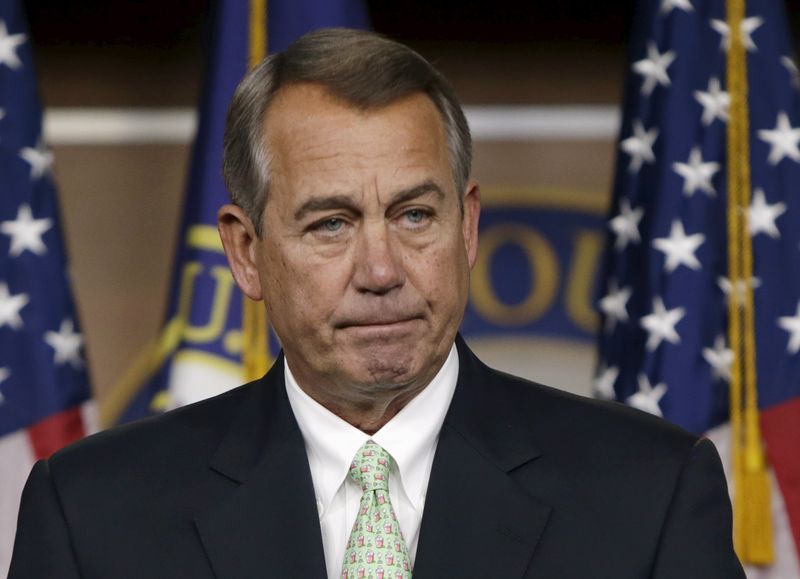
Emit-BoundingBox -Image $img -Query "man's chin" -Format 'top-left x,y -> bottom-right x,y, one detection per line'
337,318 -> 423,342
336,322 -> 420,361
329,323 -> 443,391
339,349 -> 422,392
356,355 -> 417,388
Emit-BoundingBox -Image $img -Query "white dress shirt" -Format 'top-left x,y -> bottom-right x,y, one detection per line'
284,345 -> 459,579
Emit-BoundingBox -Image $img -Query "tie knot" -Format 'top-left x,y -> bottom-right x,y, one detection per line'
348,440 -> 393,492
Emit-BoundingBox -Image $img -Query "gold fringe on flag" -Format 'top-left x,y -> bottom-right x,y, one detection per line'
242,0 -> 271,381
725,0 -> 774,565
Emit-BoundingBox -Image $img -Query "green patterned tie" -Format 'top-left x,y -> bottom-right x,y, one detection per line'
341,440 -> 412,579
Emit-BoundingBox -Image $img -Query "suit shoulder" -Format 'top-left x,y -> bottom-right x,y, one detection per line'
488,366 -> 700,461
48,381 -> 256,481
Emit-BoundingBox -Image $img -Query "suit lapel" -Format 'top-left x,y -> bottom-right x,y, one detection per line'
193,338 -> 551,578
194,359 -> 327,578
413,337 -> 552,578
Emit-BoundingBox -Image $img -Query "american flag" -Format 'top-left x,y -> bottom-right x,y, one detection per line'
597,0 -> 800,575
0,1 -> 94,575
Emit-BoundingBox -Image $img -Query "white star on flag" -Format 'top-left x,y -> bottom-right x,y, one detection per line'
778,301 -> 800,354
44,319 -> 85,368
0,19 -> 26,70
748,188 -> 786,239
652,220 -> 705,272
717,276 -> 761,305
757,111 -> 800,165
0,203 -> 53,256
627,374 -> 667,417
0,107 -> 5,122
19,139 -> 54,180
640,297 -> 685,351
702,335 -> 734,382
599,280 -> 632,331
594,365 -> 619,400
710,16 -> 763,52
0,282 -> 29,330
632,41 -> 677,96
620,120 -> 658,173
672,147 -> 720,196
693,77 -> 730,126
609,198 -> 644,250
782,56 -> 800,89
660,0 -> 693,14
0,366 -> 8,404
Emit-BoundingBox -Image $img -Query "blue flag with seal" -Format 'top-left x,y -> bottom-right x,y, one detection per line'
109,0 -> 369,424
461,187 -> 604,343
597,0 -> 800,572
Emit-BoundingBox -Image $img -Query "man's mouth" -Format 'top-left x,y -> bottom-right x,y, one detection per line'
336,316 -> 423,331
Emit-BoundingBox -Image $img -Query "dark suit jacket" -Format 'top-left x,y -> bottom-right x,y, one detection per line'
9,337 -> 744,578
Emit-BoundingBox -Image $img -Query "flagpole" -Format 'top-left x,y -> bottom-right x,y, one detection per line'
242,0 -> 271,381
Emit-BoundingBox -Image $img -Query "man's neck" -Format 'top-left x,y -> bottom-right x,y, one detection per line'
285,355 -> 451,434
309,384 -> 429,434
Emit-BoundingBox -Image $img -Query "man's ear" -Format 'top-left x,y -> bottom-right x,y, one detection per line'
462,181 -> 481,269
217,204 -> 264,301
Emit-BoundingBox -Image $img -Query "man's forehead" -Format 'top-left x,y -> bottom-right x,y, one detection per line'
263,82 -> 444,134
263,83 -> 448,169
258,84 -> 454,214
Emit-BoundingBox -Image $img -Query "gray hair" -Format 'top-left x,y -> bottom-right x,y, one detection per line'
222,28 -> 472,235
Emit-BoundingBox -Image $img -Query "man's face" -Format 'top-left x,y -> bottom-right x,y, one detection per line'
239,83 -> 479,404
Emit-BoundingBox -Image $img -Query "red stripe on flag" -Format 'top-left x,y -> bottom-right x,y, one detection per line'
762,396 -> 800,561
27,406 -> 86,460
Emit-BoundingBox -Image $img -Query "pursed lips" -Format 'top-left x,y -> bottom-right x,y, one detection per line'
334,315 -> 424,329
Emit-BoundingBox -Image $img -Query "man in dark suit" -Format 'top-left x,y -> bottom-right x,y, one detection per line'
10,29 -> 744,578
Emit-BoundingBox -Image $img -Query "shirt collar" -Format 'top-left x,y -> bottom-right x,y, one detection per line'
284,345 -> 459,514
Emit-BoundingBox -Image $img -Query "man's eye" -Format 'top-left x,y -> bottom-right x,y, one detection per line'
404,209 -> 429,225
406,209 -> 424,223
320,218 -> 344,232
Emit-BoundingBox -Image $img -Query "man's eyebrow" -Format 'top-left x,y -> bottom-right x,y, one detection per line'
293,181 -> 446,221
388,180 -> 446,207
293,195 -> 361,221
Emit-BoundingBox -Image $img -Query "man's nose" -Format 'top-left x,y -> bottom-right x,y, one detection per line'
352,222 -> 405,294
